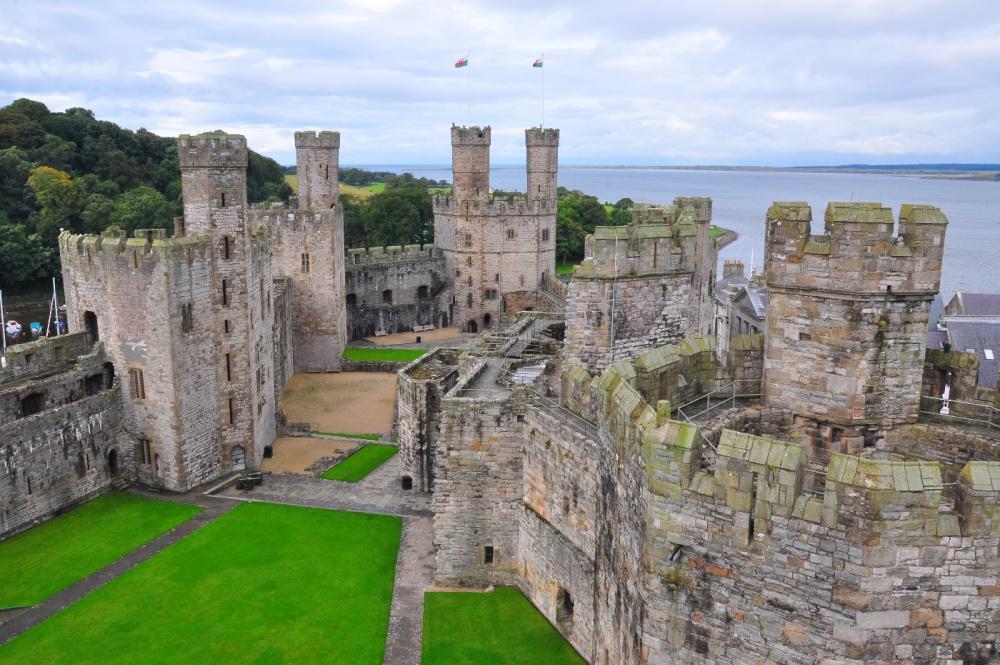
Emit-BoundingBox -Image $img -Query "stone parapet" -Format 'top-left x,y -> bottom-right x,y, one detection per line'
177,131 -> 247,168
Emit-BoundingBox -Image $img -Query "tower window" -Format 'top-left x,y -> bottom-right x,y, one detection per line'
383,289 -> 393,304
346,293 -> 357,306
506,228 -> 515,240
139,438 -> 152,465
128,368 -> 146,400
464,233 -> 472,247
542,229 -> 550,241
221,279 -> 229,306
484,289 -> 498,300
221,236 -> 233,260
483,546 -> 495,564
225,353 -> 233,382
226,397 -> 236,425
180,303 -> 193,333
301,253 -> 311,274
220,192 -> 227,207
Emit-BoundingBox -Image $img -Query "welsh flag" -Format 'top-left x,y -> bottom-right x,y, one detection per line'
455,55 -> 469,68
532,58 -> 543,68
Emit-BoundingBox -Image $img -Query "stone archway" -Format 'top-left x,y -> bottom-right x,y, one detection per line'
232,446 -> 246,471
108,449 -> 119,477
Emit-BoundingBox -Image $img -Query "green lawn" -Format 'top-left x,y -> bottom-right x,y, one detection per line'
555,262 -> 577,276
321,444 -> 399,482
423,587 -> 585,664
710,225 -> 722,238
0,502 -> 401,665
342,347 -> 427,362
317,432 -> 382,441
0,492 -> 200,608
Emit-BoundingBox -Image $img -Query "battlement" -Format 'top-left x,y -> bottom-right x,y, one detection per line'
431,194 -> 554,216
294,130 -> 340,149
525,127 -> 559,147
1,332 -> 92,384
765,201 -> 947,295
451,125 -> 491,146
573,199 -> 710,279
346,244 -> 442,266
59,229 -> 210,273
177,131 -> 247,169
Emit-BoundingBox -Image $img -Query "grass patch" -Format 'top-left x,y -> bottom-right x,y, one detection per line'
321,445 -> 398,482
555,262 -> 577,276
285,175 -> 385,200
284,173 -> 298,192
423,587 -> 584,664
342,347 -> 427,363
0,492 -> 200,608
317,432 -> 382,441
709,225 -> 722,238
0,502 -> 401,664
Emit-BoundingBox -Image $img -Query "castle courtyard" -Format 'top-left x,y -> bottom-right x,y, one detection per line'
279,372 -> 398,435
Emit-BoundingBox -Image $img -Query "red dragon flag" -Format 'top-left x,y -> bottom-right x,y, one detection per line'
532,57 -> 544,68
455,54 -> 469,68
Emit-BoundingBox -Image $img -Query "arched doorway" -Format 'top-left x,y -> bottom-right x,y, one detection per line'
103,362 -> 115,390
483,313 -> 492,329
232,446 -> 246,471
467,320 -> 478,333
83,311 -> 99,343
401,476 -> 413,490
108,449 -> 119,476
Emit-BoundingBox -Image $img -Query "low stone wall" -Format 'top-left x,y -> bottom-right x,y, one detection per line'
339,360 -> 410,373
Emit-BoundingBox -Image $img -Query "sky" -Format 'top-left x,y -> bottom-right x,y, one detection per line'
2,1 -> 999,166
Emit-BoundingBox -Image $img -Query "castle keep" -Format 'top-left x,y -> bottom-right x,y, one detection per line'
433,126 -> 558,332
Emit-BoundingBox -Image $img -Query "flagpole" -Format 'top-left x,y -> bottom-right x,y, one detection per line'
541,53 -> 545,129
466,50 -> 471,122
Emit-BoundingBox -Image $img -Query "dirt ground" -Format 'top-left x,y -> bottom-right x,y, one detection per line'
262,437 -> 357,474
364,326 -> 460,347
280,372 -> 397,434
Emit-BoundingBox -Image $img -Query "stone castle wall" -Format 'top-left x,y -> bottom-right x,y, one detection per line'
0,338 -> 122,538
345,245 -> 451,339
564,199 -> 717,373
764,202 -> 948,454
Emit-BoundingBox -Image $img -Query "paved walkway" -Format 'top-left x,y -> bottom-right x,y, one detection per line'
0,493 -> 233,646
383,515 -> 435,665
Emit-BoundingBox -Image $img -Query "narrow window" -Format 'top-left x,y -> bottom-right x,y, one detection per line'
520,274 -> 525,287
483,546 -> 495,564
225,353 -> 233,382
542,228 -> 550,241
140,438 -> 151,465
27,476 -> 32,495
464,232 -> 472,247
467,293 -> 473,307
260,279 -> 266,320
220,192 -> 227,207
221,236 -> 233,260
224,319 -> 231,334
222,279 -> 229,306
346,293 -> 357,306
226,397 -> 236,425
799,331 -> 811,342
133,251 -> 139,269
383,289 -> 393,304
128,368 -> 146,400
506,228 -> 515,240
301,252 -> 311,274
181,303 -> 193,333
324,164 -> 329,181
556,588 -> 574,623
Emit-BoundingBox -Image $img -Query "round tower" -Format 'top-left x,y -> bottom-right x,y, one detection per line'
525,127 -> 559,206
294,131 -> 340,210
450,125 -> 490,199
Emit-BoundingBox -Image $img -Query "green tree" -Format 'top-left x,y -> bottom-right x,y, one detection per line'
27,166 -> 81,242
610,197 -> 633,226
111,186 -> 173,234
0,217 -> 54,289
555,189 -> 609,262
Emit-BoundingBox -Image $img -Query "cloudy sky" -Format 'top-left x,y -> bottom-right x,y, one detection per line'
3,1 -> 999,166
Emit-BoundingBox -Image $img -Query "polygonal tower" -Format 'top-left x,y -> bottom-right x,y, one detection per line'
763,201 -> 947,457
294,131 -> 340,210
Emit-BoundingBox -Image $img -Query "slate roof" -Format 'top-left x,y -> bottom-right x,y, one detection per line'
946,320 -> 1000,389
713,273 -> 749,304
950,292 -> 1000,317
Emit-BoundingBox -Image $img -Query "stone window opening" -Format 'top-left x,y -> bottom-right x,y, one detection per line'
221,279 -> 229,306
669,544 -> 684,563
108,449 -> 119,477
26,475 -> 32,495
467,293 -> 473,307
747,472 -> 759,544
542,228 -> 550,241
83,310 -> 99,344
417,285 -> 429,300
466,256 -> 473,267
346,293 -> 357,306
383,289 -> 393,304
260,279 -> 266,320
20,392 -> 44,418
556,588 -> 574,624
324,164 -> 329,181
506,228 -> 515,240
484,289 -> 498,301
222,236 -> 233,260
180,303 -> 193,333
232,446 -> 246,471
520,274 -> 525,287
226,397 -> 236,425
220,192 -> 227,208
154,454 -> 161,479
464,233 -> 472,247
128,368 -> 146,400
139,437 -> 152,465
401,476 -> 413,490
225,353 -> 233,382
301,252 -> 311,274
483,313 -> 492,328
133,250 -> 139,269
224,319 -> 231,334
798,331 -> 811,342
483,545 -> 495,565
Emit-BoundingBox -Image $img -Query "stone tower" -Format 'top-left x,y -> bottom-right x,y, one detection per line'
433,125 -> 558,332
763,201 -> 947,456
262,131 -> 347,371
294,131 -> 340,210
563,199 -> 716,372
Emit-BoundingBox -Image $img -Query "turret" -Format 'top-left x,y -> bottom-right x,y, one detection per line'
450,125 -> 490,200
295,131 -> 340,210
525,127 -> 559,205
177,132 -> 248,236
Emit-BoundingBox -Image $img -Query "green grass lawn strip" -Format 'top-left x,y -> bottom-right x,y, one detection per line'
320,444 -> 398,482
342,347 -> 427,362
0,502 -> 401,665
555,262 -> 577,275
0,492 -> 200,608
316,432 -> 382,440
422,587 -> 585,664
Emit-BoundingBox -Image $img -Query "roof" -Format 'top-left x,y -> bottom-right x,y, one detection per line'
945,320 -> 1000,389
714,273 -> 749,304
742,283 -> 768,320
947,292 -> 1000,318
926,329 -> 948,350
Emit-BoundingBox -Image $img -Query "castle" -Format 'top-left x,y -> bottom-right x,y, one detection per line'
2,124 -> 999,664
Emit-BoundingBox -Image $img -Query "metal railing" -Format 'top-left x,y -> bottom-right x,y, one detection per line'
918,394 -> 997,434
525,385 -> 599,438
674,380 -> 763,423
